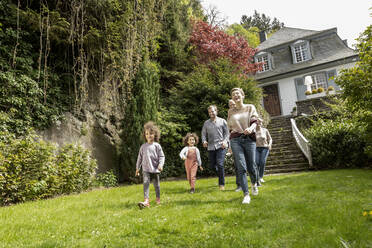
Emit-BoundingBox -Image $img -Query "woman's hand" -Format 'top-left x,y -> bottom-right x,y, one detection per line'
135,170 -> 140,176
199,166 -> 204,171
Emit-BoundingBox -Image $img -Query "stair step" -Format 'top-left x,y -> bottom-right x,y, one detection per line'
266,161 -> 309,167
267,153 -> 306,161
265,166 -> 309,174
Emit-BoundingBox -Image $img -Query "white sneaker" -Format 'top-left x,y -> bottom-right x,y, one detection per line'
242,194 -> 251,204
260,178 -> 265,183
235,187 -> 242,192
252,185 -> 259,196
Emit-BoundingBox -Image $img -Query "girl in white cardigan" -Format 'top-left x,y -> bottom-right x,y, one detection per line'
179,133 -> 203,193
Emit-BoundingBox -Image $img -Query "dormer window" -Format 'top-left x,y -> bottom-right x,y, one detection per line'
291,40 -> 311,63
255,52 -> 272,73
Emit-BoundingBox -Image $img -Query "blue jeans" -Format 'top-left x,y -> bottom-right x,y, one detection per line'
230,136 -> 258,194
208,148 -> 226,186
256,147 -> 270,179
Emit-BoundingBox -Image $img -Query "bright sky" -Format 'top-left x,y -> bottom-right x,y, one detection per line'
200,0 -> 371,47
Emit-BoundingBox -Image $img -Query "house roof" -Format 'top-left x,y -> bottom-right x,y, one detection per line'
257,27 -> 321,50
255,27 -> 359,81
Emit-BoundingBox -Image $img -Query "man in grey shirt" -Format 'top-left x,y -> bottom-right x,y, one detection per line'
201,105 -> 229,190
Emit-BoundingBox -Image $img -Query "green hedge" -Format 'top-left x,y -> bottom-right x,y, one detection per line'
304,119 -> 369,169
0,131 -> 97,206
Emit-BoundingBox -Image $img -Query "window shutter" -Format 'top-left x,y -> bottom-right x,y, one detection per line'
306,41 -> 312,60
290,45 -> 296,64
295,77 -> 307,101
326,70 -> 340,90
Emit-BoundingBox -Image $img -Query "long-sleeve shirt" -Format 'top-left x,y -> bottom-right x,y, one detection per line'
136,142 -> 165,173
201,117 -> 229,151
179,146 -> 202,166
227,104 -> 258,134
256,127 -> 272,149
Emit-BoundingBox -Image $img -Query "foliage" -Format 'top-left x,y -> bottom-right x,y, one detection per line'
335,24 -> 372,156
312,89 -> 318,94
240,10 -> 284,33
189,20 -> 260,74
226,24 -> 260,48
119,59 -> 160,182
305,90 -> 311,95
157,107 -> 190,178
157,0 -> 203,93
317,87 -> 324,93
0,131 -> 97,206
93,170 -> 118,188
168,58 -> 263,134
303,98 -> 370,168
1,170 -> 372,247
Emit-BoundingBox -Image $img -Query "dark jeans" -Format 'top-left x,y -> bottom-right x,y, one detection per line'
230,135 -> 258,195
208,148 -> 226,186
256,147 -> 270,179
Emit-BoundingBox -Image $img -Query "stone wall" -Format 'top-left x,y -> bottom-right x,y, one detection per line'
39,111 -> 120,175
296,95 -> 337,115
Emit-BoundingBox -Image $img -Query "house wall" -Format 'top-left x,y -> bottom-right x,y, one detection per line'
259,61 -> 357,116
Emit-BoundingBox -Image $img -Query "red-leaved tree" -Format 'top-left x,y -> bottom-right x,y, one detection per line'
189,20 -> 261,74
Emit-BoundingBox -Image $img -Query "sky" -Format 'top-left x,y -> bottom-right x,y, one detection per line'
200,0 -> 371,47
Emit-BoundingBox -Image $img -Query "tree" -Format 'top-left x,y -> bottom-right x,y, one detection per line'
203,4 -> 227,28
335,24 -> 372,157
240,10 -> 284,33
189,20 -> 260,74
226,23 -> 260,48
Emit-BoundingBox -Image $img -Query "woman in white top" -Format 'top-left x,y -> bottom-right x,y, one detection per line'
255,118 -> 272,184
227,88 -> 260,204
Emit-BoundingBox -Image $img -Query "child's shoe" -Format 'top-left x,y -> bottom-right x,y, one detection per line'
156,198 -> 161,205
190,188 -> 195,194
219,185 -> 225,191
260,178 -> 265,183
138,199 -> 150,209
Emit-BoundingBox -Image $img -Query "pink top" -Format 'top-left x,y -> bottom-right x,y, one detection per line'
227,104 -> 259,134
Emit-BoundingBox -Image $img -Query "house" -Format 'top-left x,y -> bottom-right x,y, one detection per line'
254,27 -> 359,117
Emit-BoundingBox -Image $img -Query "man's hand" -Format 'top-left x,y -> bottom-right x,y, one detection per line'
135,170 -> 140,177
199,166 -> 204,171
244,127 -> 253,135
203,141 -> 208,148
158,166 -> 163,172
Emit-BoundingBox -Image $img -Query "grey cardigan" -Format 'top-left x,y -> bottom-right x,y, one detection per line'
179,146 -> 202,166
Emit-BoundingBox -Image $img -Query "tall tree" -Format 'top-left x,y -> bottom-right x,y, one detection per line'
226,23 -> 260,48
240,10 -> 284,33
189,20 -> 260,74
203,4 -> 227,28
335,24 -> 372,157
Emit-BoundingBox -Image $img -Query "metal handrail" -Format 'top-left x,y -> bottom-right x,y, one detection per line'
290,118 -> 313,167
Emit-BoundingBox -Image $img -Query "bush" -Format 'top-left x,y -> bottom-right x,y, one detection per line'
93,170 -> 118,188
304,119 -> 368,169
0,131 -> 97,206
317,87 -> 324,93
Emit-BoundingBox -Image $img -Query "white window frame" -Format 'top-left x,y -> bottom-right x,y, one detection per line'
255,52 -> 271,73
310,72 -> 327,91
291,40 -> 311,63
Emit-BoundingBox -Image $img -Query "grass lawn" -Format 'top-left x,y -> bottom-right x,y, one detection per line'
0,169 -> 371,248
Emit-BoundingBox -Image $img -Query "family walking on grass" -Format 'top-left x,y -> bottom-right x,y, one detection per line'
134,87 -> 272,208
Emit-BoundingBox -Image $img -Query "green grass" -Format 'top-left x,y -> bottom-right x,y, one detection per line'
1,169 -> 371,248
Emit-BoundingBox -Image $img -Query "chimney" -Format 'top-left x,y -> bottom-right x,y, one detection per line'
259,31 -> 267,43
342,39 -> 348,47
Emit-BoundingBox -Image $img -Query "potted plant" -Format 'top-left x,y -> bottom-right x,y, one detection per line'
305,90 -> 311,96
317,87 -> 324,93
326,85 -> 336,95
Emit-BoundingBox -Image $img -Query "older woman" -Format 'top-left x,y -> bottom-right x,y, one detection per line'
227,88 -> 259,204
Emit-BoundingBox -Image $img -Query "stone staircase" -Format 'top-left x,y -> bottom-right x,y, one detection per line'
265,116 -> 310,174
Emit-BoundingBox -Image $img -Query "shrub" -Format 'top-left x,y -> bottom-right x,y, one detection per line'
304,119 -> 368,169
305,90 -> 311,95
0,131 -> 97,206
317,87 -> 324,93
312,89 -> 318,94
93,170 -> 118,188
